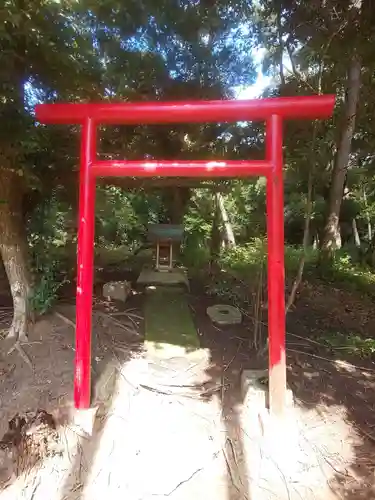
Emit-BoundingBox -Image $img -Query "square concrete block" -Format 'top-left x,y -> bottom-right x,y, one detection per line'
241,369 -> 294,411
102,280 -> 131,302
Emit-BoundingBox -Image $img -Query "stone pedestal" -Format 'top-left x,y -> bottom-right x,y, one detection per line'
102,280 -> 131,302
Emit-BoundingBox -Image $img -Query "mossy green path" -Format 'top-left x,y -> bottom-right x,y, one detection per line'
144,286 -> 200,349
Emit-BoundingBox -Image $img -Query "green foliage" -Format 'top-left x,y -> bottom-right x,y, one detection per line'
182,244 -> 210,270
96,187 -> 148,247
316,249 -> 375,296
182,189 -> 212,267
226,180 -> 267,241
219,239 -> 315,278
202,239 -> 375,307
318,331 -> 375,358
30,256 -> 69,316
3,0 -> 375,344
220,239 -> 267,275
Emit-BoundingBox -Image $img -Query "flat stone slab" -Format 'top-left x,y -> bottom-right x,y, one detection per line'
144,341 -> 210,364
137,267 -> 189,288
122,351 -> 213,394
207,304 -> 242,325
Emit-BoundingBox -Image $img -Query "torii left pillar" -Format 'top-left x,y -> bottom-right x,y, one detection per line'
75,117 -> 96,408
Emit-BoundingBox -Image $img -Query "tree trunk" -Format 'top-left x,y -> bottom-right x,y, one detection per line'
364,228 -> 375,267
352,218 -> 361,247
0,167 -> 34,340
362,186 -> 372,240
313,233 -> 319,249
209,195 -> 221,263
162,187 -> 191,225
215,192 -> 236,247
209,194 -> 221,272
320,56 -> 361,261
276,6 -> 286,88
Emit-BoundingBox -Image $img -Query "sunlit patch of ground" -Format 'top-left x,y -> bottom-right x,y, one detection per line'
0,347 -> 368,500
240,401 -> 363,499
81,356 -> 229,500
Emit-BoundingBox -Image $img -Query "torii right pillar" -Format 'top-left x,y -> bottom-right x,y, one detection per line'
266,114 -> 286,416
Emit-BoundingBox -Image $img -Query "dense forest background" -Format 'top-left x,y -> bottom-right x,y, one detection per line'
1,0 -> 375,340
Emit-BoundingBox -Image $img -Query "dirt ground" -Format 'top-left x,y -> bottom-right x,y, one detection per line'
0,274 -> 375,499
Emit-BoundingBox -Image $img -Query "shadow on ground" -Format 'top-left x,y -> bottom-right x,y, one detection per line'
1,272 -> 375,499
285,283 -> 375,499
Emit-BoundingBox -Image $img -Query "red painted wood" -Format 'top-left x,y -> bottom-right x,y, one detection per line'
35,95 -> 335,124
74,118 -> 96,409
266,116 -> 287,416
35,94 -> 335,414
92,160 -> 272,178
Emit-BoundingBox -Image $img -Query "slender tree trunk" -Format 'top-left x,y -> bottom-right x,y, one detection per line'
365,228 -> 375,266
352,218 -> 361,247
276,7 -> 286,88
162,187 -> 191,225
362,186 -> 372,240
313,233 -> 319,249
320,56 -> 361,261
209,193 -> 221,270
0,167 -> 34,340
215,192 -> 236,247
286,128 -> 317,312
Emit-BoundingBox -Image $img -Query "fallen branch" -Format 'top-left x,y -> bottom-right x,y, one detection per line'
54,311 -> 76,329
240,309 -> 333,350
119,312 -> 139,330
139,381 -> 228,399
358,426 -> 375,444
95,311 -> 140,335
165,450 -> 220,496
288,348 -> 375,373
286,332 -> 329,349
222,447 -> 240,493
301,426 -> 353,479
28,476 -> 41,500
140,383 -> 173,396
110,311 -> 143,320
112,342 -> 140,355
61,482 -> 83,500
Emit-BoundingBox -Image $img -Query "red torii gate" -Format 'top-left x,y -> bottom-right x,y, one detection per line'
35,95 -> 335,416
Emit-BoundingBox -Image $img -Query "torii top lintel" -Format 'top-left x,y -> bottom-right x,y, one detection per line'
35,95 -> 335,125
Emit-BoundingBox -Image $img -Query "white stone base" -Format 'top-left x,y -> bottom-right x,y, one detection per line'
240,369 -> 306,499
241,369 -> 294,412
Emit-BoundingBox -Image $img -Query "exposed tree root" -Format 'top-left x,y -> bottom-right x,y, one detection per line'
6,315 -> 29,341
7,341 -> 34,371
